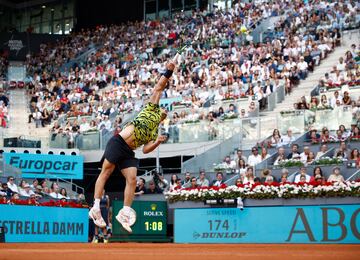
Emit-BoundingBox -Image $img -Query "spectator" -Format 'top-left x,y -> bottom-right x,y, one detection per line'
248,147 -> 262,166
212,172 -> 225,187
234,149 -> 247,165
300,146 -> 311,163
1,183 -> 13,197
242,167 -> 255,185
189,177 -> 198,189
294,167 -> 311,183
271,129 -> 282,146
350,149 -> 360,161
197,170 -> 209,187
236,159 -> 247,174
260,147 -> 270,161
173,179 -> 182,190
6,176 -> 18,193
338,125 -> 350,139
0,182 -> 6,196
30,179 -> 38,190
260,169 -> 271,183
235,178 -> 242,186
330,91 -> 343,108
9,193 -> 20,204
279,173 -> 289,184
169,174 -> 179,191
274,147 -> 286,166
350,126 -> 360,139
49,182 -> 63,199
310,167 -> 324,182
265,176 -> 275,185
316,144 -> 329,160
60,188 -> 70,200
224,155 -> 236,169
327,167 -> 345,183
281,128 -> 295,146
135,178 -> 146,196
287,144 -> 300,160
19,183 -> 35,197
181,172 -> 192,187
334,141 -> 349,159
306,151 -> 316,166
145,181 -> 162,194
155,173 -> 168,191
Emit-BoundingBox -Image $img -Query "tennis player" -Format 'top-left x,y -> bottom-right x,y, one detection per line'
89,59 -> 177,233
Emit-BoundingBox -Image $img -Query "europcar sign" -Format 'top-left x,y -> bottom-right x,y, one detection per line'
175,205 -> 360,243
3,153 -> 83,179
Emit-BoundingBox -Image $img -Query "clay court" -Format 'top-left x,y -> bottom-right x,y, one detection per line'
0,243 -> 359,260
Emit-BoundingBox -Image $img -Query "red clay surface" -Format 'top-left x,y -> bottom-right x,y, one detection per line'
0,243 -> 359,260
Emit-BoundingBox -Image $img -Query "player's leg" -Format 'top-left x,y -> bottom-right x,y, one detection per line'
115,166 -> 137,233
89,159 -> 115,228
92,226 -> 99,243
149,62 -> 175,105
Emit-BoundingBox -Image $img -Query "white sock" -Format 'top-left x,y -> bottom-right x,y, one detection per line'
122,206 -> 131,215
94,199 -> 100,209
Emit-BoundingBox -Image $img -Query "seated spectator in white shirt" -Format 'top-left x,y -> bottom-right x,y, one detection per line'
19,183 -> 35,197
248,147 -> 262,166
79,117 -> 91,133
327,167 -> 345,183
300,146 -> 311,163
49,182 -> 64,199
7,176 -> 19,193
294,167 -> 311,183
281,128 -> 296,145
315,144 -> 329,160
336,57 -> 346,71
30,179 -> 38,190
274,147 -> 287,166
197,170 -> 209,187
224,156 -> 236,169
330,91 -> 343,108
211,172 -> 225,187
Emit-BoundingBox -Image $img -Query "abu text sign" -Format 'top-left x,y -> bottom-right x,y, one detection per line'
174,205 -> 360,243
3,153 -> 83,179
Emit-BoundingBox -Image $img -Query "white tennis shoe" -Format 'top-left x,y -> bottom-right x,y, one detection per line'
115,208 -> 136,233
89,207 -> 106,228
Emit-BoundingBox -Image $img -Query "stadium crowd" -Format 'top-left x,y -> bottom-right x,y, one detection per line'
0,176 -> 86,203
23,0 -> 357,140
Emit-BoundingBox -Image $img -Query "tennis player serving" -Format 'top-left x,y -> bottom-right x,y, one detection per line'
89,48 -> 185,233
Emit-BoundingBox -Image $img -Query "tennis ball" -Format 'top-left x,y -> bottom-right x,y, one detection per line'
240,26 -> 247,33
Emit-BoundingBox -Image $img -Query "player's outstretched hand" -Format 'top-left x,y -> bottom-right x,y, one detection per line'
156,135 -> 168,143
166,61 -> 176,71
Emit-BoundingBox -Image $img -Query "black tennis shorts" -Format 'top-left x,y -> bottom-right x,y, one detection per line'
101,135 -> 139,170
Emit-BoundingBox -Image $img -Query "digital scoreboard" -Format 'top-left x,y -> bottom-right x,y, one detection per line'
111,200 -> 168,242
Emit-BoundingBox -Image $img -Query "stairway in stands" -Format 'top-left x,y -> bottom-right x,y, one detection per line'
6,88 -> 30,138
264,30 -> 359,115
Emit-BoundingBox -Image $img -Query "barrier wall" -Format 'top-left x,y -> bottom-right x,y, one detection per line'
174,205 -> 360,244
0,205 -> 88,242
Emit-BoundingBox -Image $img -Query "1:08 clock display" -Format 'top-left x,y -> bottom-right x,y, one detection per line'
144,221 -> 163,231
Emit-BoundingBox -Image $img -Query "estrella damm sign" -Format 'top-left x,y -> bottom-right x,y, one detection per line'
3,153 -> 83,180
